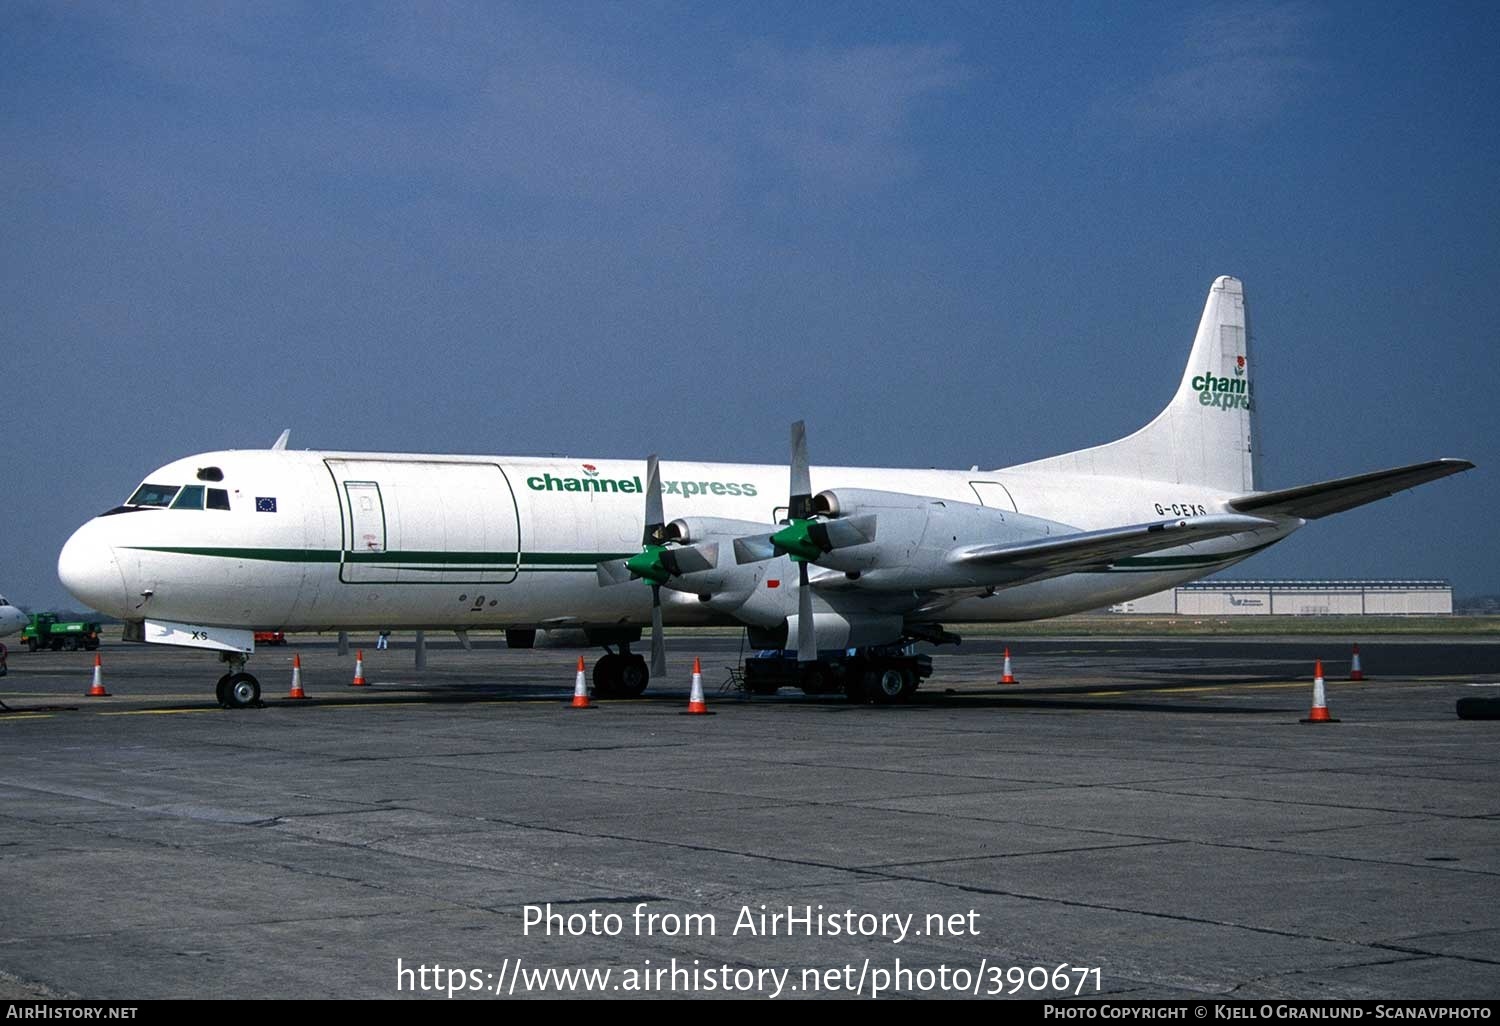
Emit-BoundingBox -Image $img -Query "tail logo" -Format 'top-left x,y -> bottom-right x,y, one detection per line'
1192,367 -> 1253,412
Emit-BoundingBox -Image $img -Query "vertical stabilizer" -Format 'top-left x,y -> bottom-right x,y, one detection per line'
1009,276 -> 1256,491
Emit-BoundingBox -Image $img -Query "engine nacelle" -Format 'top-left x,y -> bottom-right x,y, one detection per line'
666,516 -> 770,545
809,488 -> 1064,587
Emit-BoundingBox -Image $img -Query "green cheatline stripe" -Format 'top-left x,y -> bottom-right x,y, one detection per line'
128,539 -> 1275,574
1109,539 -> 1278,570
126,546 -> 630,567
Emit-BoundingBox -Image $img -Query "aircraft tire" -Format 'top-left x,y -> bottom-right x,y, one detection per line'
618,654 -> 650,698
224,672 -> 261,710
799,664 -> 837,695
843,672 -> 868,703
215,674 -> 233,707
505,629 -> 536,650
1457,697 -> 1500,720
593,654 -> 622,699
867,667 -> 913,705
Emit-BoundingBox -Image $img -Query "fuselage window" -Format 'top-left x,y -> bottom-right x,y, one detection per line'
207,488 -> 231,511
128,483 -> 180,507
171,485 -> 205,510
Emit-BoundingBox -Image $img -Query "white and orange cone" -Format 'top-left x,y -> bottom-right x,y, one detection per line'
1301,660 -> 1340,723
681,657 -> 714,715
570,656 -> 593,709
1348,645 -> 1365,682
350,649 -> 368,687
86,653 -> 110,697
1000,647 -> 1017,685
287,653 -> 308,700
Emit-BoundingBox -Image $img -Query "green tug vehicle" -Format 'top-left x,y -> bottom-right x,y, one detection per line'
20,612 -> 102,652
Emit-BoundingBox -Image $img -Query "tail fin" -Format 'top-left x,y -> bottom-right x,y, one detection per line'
1010,276 -> 1257,491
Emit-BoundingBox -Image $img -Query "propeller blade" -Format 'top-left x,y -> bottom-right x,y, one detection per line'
733,534 -> 778,564
789,420 -> 812,521
796,560 -> 816,663
596,559 -> 634,587
820,513 -> 877,549
643,454 -> 665,545
650,584 -> 666,677
660,542 -> 718,577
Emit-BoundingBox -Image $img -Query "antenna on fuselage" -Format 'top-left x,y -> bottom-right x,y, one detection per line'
270,429 -> 291,451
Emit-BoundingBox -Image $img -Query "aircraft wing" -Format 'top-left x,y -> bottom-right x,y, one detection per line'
1227,459 -> 1474,520
950,514 -> 1275,573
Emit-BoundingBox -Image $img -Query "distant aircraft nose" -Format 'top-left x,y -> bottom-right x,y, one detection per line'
58,521 -> 130,619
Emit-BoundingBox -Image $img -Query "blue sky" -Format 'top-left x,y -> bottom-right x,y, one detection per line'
3,1 -> 1496,608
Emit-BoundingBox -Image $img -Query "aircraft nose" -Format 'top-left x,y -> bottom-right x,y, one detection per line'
58,522 -> 130,619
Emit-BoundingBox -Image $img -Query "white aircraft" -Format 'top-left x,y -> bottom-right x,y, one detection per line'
0,594 -> 25,638
57,277 -> 1471,708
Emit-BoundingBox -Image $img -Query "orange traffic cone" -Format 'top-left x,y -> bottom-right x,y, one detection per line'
1301,660 -> 1340,723
1348,645 -> 1365,682
86,653 -> 110,697
570,656 -> 593,709
350,649 -> 368,687
287,653 -> 308,700
1000,647 -> 1017,684
681,657 -> 715,715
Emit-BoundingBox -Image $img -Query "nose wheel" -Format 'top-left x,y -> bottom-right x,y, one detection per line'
215,652 -> 262,709
215,672 -> 262,709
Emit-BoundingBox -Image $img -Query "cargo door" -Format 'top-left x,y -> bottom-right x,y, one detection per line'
340,480 -> 399,583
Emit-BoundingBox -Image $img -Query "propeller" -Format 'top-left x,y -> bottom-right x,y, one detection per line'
786,423 -> 818,663
730,421 -> 877,663
595,455 -> 717,678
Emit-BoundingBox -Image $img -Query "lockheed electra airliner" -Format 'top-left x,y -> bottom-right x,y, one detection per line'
58,278 -> 1472,707
0,595 -> 24,639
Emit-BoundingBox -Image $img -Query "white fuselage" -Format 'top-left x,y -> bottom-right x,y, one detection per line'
57,448 -> 1299,633
0,597 -> 24,638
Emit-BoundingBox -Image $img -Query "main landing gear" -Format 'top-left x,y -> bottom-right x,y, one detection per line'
592,643 -> 650,699
214,652 -> 261,710
743,648 -> 936,704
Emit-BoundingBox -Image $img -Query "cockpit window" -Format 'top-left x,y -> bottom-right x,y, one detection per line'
171,485 -> 205,510
128,483 -> 180,507
207,488 -> 231,511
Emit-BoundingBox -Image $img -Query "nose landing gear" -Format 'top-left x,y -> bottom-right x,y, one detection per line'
215,652 -> 261,709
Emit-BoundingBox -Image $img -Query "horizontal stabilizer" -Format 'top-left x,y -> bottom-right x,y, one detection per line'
1228,459 -> 1474,520
952,514 -> 1275,573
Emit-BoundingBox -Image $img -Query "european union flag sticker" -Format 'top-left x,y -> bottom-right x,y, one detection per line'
256,497 -> 278,513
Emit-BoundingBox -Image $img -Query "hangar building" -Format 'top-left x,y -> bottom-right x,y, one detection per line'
1111,580 -> 1453,616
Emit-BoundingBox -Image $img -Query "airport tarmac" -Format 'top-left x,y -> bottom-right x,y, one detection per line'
1,634 -> 1497,1000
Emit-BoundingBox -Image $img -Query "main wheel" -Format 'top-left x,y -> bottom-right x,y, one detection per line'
593,653 -> 622,698
867,667 -> 914,705
618,654 -> 650,698
505,628 -> 537,649
224,673 -> 261,709
799,664 -> 830,695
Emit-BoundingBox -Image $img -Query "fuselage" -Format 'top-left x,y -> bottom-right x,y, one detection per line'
0,596 -> 24,638
57,448 -> 1298,633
